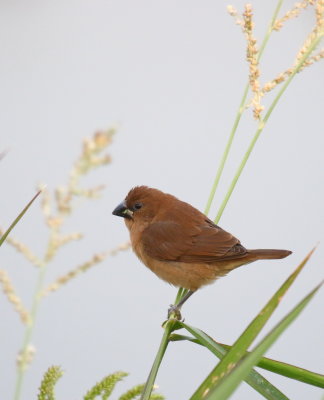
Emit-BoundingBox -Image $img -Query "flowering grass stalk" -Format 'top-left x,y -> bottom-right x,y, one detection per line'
140,2 -> 324,399
1,129 -> 131,400
204,0 -> 284,217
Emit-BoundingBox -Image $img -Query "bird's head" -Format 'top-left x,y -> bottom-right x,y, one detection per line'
112,186 -> 169,226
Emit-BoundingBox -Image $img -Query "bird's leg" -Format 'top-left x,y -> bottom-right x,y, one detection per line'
168,290 -> 195,320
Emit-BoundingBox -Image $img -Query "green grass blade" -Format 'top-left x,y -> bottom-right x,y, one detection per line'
256,354 -> 324,389
189,248 -> 315,399
0,189 -> 42,247
173,326 -> 289,400
215,342 -> 324,389
204,283 -> 322,400
170,334 -> 324,389
140,320 -> 177,400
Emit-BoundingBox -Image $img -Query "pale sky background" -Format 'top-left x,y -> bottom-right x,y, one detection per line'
0,1 -> 323,399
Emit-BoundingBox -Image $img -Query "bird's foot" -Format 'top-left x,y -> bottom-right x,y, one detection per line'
168,304 -> 182,320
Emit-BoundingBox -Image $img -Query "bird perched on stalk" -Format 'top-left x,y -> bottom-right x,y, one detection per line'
112,186 -> 291,319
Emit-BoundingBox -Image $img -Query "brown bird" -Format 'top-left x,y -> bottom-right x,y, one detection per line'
112,186 -> 291,318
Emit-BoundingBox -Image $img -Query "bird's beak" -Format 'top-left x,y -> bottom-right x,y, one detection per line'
112,201 -> 133,219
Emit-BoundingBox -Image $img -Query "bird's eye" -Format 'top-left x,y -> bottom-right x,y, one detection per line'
133,202 -> 143,210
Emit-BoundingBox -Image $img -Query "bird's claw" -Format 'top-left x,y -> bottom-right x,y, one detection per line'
168,304 -> 182,320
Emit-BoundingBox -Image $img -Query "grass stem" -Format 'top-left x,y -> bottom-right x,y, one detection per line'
13,265 -> 48,400
140,320 -> 176,400
140,3 -> 323,398
204,0 -> 284,217
215,32 -> 323,224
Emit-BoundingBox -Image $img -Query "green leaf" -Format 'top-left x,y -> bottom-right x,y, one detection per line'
170,334 -> 324,389
204,283 -> 322,400
216,342 -> 324,389
174,325 -> 289,400
189,248 -> 315,399
256,353 -> 324,389
0,189 -> 42,247
38,366 -> 63,400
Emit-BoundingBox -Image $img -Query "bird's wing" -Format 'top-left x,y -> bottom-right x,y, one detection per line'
141,220 -> 247,263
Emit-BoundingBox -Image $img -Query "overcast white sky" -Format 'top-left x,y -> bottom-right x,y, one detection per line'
1,1 -> 323,399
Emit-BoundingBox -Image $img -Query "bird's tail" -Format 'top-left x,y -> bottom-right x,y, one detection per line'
248,249 -> 292,260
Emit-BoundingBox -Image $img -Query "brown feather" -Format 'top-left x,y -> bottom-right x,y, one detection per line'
114,186 -> 292,291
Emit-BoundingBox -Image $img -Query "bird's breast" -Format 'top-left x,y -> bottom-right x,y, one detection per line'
130,236 -> 237,291
126,220 -> 149,259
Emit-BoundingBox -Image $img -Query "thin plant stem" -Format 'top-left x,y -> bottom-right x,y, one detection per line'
204,89 -> 248,216
140,320 -> 177,400
204,0 -> 284,216
258,0 -> 284,59
141,3 -> 288,397
0,190 -> 42,247
214,33 -> 323,224
11,131 -> 114,400
13,265 -> 48,400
